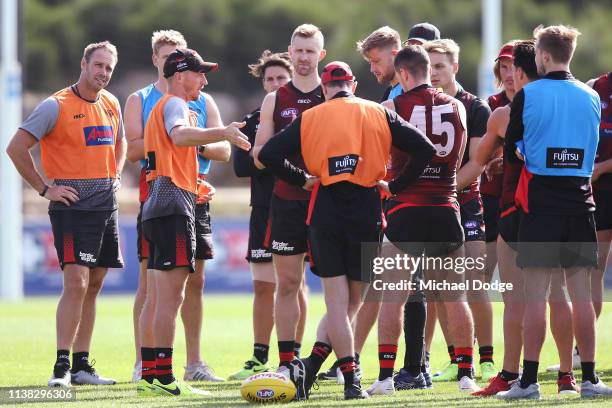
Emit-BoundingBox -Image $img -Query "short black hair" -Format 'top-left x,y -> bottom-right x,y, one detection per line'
513,40 -> 539,81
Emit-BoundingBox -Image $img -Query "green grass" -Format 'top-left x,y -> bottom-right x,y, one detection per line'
1,294 -> 611,407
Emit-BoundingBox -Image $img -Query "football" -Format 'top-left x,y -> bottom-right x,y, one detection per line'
240,372 -> 296,403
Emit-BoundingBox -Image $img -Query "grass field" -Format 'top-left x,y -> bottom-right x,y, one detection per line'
1,294 -> 611,407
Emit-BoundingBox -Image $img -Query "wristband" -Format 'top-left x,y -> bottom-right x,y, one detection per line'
39,185 -> 49,197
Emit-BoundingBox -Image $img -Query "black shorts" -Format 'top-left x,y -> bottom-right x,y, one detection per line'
49,209 -> 123,270
195,203 -> 214,260
594,189 -> 612,231
460,198 -> 485,242
384,201 -> 464,257
137,203 -> 150,262
482,193 -> 500,243
143,215 -> 196,272
516,212 -> 598,268
246,205 -> 273,263
268,194 -> 309,256
308,183 -> 381,282
498,205 -> 521,250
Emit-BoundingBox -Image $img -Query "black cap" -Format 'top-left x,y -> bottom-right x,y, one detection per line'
163,48 -> 218,79
408,22 -> 441,43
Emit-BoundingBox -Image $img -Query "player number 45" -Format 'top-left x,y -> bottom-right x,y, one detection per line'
409,104 -> 455,157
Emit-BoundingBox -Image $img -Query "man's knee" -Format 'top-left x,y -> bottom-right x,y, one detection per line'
254,281 -> 275,298
186,272 -> 204,294
63,267 -> 89,297
276,273 -> 302,297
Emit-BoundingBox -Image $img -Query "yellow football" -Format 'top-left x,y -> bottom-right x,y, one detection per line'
240,372 -> 296,403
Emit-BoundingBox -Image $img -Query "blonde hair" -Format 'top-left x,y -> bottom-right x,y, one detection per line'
248,50 -> 293,78
291,24 -> 324,48
533,24 -> 580,64
356,26 -> 401,56
422,39 -> 460,64
83,41 -> 118,62
151,29 -> 187,55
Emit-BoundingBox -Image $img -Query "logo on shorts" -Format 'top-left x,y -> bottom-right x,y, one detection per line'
163,261 -> 172,266
546,148 -> 584,169
272,241 -> 294,252
464,220 -> 479,229
328,154 -> 359,176
251,249 -> 271,259
83,126 -> 114,146
79,251 -> 97,263
280,108 -> 298,118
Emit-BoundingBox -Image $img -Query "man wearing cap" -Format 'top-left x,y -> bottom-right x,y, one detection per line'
126,29 -> 227,386
479,41 -> 517,284
259,61 -> 435,400
407,22 -> 441,46
137,48 -> 250,397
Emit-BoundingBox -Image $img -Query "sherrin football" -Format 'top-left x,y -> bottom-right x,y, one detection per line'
240,372 -> 296,403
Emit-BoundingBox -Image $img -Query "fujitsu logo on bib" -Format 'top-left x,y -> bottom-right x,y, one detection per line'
83,126 -> 114,146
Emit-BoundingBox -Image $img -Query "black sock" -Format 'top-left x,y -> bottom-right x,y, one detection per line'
294,342 -> 301,358
54,350 -> 70,377
500,370 -> 519,382
278,341 -> 295,364
403,298 -> 426,370
253,343 -> 269,364
520,360 -> 539,388
479,345 -> 494,364
338,356 -> 356,390
581,362 -> 597,384
308,342 -> 332,375
155,347 -> 174,385
447,345 -> 456,364
72,351 -> 89,372
141,347 -> 156,384
355,352 -> 360,365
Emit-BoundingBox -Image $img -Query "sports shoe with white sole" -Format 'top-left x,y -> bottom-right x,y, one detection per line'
546,347 -> 580,372
48,364 -> 71,388
366,377 -> 395,396
480,362 -> 496,382
150,379 -> 211,396
345,382 -> 369,400
132,362 -> 142,383
136,379 -> 156,397
432,362 -> 458,382
228,357 -> 270,380
71,360 -> 116,385
496,381 -> 541,400
458,376 -> 481,393
581,379 -> 612,398
184,361 -> 225,382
